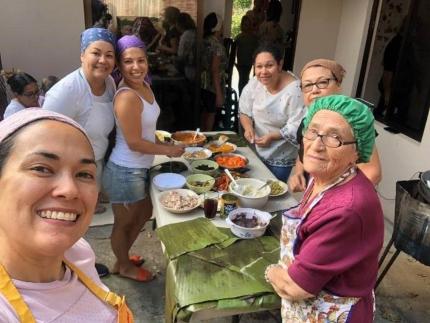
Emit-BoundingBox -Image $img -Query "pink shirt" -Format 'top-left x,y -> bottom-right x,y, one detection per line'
0,239 -> 117,322
288,171 -> 384,322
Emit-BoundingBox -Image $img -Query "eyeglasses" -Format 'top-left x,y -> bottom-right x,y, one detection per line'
301,78 -> 336,93
303,128 -> 356,148
21,89 -> 40,98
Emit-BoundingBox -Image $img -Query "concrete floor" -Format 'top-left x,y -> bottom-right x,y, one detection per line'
84,190 -> 430,323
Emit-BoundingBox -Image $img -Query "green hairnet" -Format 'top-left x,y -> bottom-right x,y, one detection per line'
303,95 -> 375,163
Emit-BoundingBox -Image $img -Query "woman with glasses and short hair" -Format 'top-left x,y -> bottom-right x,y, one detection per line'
265,95 -> 384,322
288,59 -> 382,192
3,72 -> 43,119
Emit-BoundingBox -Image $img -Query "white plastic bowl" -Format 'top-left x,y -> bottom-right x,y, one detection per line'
152,173 -> 186,191
226,208 -> 272,239
182,147 -> 212,163
228,178 -> 270,209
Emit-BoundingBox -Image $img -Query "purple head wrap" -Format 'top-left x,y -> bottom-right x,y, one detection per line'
115,35 -> 151,84
0,108 -> 91,150
116,35 -> 146,57
80,28 -> 116,53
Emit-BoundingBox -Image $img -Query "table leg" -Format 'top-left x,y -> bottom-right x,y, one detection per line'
375,249 -> 401,289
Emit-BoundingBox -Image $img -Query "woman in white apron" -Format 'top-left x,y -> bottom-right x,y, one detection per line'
265,95 -> 384,322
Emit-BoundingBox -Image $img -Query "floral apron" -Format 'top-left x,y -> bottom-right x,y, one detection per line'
0,260 -> 133,323
280,168 -> 360,322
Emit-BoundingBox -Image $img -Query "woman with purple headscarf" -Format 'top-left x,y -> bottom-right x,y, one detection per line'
102,35 -> 184,282
44,27 -> 116,217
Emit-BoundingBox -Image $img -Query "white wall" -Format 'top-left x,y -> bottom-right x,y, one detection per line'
0,0 -> 85,81
334,0 -> 373,95
293,0 -> 342,76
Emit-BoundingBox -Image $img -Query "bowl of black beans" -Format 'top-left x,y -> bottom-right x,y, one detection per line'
226,208 -> 272,239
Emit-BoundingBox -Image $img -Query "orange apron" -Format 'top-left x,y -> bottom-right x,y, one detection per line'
0,261 -> 134,323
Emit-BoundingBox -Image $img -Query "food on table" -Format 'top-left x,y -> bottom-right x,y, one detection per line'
231,213 -> 265,228
270,181 -> 285,195
232,184 -> 267,198
195,164 -> 215,171
183,150 -> 209,159
215,154 -> 247,169
161,191 -> 199,210
172,131 -> 206,145
155,130 -> 172,143
214,172 -> 245,191
189,180 -> 211,188
206,142 -> 235,153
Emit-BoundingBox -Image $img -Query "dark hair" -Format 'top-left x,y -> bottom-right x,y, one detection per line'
164,6 -> 180,24
41,75 -> 59,94
176,12 -> 196,31
203,12 -> 218,38
6,72 -> 37,95
91,0 -> 108,24
266,0 -> 282,23
0,134 -> 16,175
253,42 -> 284,63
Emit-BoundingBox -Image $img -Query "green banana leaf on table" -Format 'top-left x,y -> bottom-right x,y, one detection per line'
157,217 -> 283,322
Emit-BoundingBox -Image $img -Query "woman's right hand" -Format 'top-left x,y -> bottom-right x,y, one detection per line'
244,128 -> 255,144
288,171 -> 306,193
166,145 -> 185,157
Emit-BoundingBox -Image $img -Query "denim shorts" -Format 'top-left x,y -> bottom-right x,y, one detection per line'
102,160 -> 149,204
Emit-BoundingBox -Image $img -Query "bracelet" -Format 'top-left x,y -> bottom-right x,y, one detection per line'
264,264 -> 280,283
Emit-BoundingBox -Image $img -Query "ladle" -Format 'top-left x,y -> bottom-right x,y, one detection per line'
224,169 -> 239,189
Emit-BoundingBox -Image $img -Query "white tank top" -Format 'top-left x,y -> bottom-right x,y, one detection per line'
109,86 -> 160,168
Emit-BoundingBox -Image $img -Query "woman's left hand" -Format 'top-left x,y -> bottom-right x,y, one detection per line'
254,133 -> 274,147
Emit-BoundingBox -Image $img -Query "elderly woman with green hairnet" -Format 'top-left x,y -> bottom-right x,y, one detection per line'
265,95 -> 384,322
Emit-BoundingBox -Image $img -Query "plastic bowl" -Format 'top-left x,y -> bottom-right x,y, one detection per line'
226,208 -> 272,239
186,174 -> 215,194
228,178 -> 270,209
182,147 -> 212,164
152,173 -> 186,191
171,131 -> 206,147
190,159 -> 219,176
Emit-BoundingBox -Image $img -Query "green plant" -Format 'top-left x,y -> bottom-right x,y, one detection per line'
231,0 -> 252,38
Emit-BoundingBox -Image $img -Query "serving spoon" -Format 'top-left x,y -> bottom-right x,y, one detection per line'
193,128 -> 200,141
224,169 -> 239,190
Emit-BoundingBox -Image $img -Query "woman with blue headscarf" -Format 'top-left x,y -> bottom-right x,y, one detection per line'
44,28 -> 116,216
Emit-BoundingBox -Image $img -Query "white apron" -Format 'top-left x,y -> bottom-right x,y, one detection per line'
280,168 -> 362,322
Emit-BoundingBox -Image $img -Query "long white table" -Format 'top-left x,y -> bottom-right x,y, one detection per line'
149,133 -> 298,322
150,141 -> 297,229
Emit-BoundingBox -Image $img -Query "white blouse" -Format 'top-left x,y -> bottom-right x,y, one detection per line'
239,74 -> 305,167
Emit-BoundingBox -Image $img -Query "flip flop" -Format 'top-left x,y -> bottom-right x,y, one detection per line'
129,255 -> 145,266
120,267 -> 154,282
111,255 -> 145,274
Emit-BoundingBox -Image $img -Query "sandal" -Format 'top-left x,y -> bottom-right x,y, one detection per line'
111,255 -> 145,274
120,267 -> 154,282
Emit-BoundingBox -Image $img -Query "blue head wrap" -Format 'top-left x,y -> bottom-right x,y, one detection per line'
80,28 -> 116,53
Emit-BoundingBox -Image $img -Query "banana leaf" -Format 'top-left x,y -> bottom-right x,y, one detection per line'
206,133 -> 248,147
156,217 -> 229,259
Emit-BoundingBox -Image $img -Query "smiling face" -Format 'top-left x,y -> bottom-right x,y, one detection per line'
303,110 -> 358,185
0,120 -> 98,258
80,40 -> 115,82
301,66 -> 341,106
119,47 -> 149,85
254,51 -> 282,88
16,82 -> 40,108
